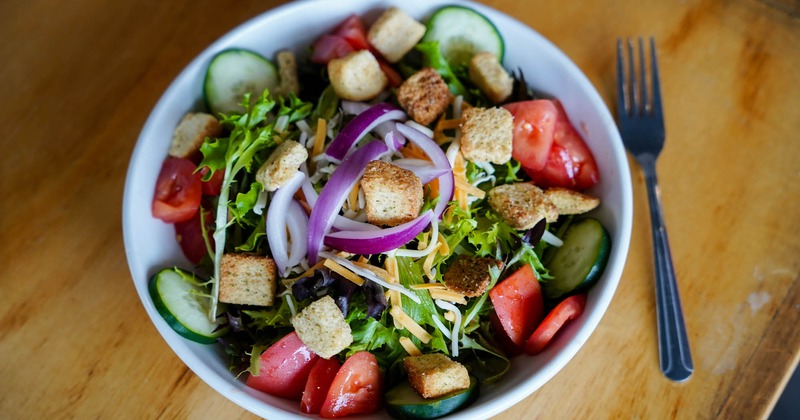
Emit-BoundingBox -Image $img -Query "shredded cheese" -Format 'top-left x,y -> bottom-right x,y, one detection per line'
410,283 -> 447,290
390,306 -> 432,344
312,118 -> 327,158
444,311 -> 456,322
323,258 -> 365,286
455,177 -> 486,199
320,251 -> 421,304
282,260 -> 326,285
429,289 -> 467,305
453,152 -> 469,210
437,232 -> 450,256
347,182 -> 360,212
435,299 -> 462,357
399,336 -> 422,356
422,242 -> 442,280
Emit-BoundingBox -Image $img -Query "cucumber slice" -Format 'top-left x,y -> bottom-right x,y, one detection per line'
544,218 -> 611,299
386,376 -> 479,419
148,268 -> 226,344
422,6 -> 504,67
204,48 -> 279,115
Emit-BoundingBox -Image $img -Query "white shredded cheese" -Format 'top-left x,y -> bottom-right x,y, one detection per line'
394,219 -> 439,258
542,230 -> 564,247
319,252 -> 421,304
435,299 -> 462,357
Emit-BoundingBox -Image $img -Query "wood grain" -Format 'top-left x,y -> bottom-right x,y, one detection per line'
0,0 -> 797,419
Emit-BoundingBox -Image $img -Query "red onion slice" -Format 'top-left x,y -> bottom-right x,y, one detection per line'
325,103 -> 405,163
267,171 -> 306,276
307,140 -> 389,263
324,210 -> 434,255
396,124 -> 455,218
301,177 -> 379,232
286,200 -> 308,268
393,159 -> 451,184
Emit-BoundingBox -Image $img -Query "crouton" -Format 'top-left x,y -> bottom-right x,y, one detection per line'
488,182 -> 558,230
291,295 -> 353,359
274,50 -> 299,97
360,160 -> 423,227
255,140 -> 308,192
545,187 -> 601,215
442,256 -> 502,297
367,7 -> 426,63
468,52 -> 513,104
459,107 -> 513,164
396,68 -> 452,126
218,253 -> 277,306
328,50 -> 387,101
168,112 -> 221,159
404,353 -> 470,399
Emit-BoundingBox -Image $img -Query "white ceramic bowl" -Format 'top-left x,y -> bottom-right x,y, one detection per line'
122,0 -> 633,418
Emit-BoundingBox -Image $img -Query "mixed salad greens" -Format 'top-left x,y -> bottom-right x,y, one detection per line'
148,5 -> 610,419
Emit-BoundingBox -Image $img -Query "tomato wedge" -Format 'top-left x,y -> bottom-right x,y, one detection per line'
320,351 -> 382,418
504,100 -> 558,171
198,166 -> 223,196
174,209 -> 213,264
301,357 -> 342,414
489,264 -> 544,353
246,332 -> 320,399
152,157 -> 202,223
311,34 -> 355,64
523,102 -> 600,190
525,294 -> 587,355
332,15 -> 369,50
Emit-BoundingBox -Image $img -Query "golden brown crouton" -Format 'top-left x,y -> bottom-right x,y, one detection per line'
218,253 -> 277,306
328,50 -> 388,101
459,107 -> 513,164
291,295 -> 353,359
255,140 -> 308,192
274,50 -> 299,97
397,68 -> 452,126
468,52 -> 513,104
545,187 -> 601,215
168,112 -> 221,159
488,182 -> 558,230
360,160 -> 423,227
442,256 -> 502,297
404,353 -> 470,399
367,7 -> 426,63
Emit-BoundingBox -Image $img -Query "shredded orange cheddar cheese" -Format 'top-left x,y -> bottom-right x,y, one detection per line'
390,306 -> 432,344
399,336 -> 422,356
323,259 -> 365,286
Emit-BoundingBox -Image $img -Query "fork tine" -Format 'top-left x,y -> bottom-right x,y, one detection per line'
627,38 -> 638,115
650,37 -> 663,117
616,39 -> 627,116
638,38 -> 648,114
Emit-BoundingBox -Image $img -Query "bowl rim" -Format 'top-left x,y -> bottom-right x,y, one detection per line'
122,0 -> 633,418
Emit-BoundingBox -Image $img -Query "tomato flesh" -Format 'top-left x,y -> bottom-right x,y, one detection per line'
489,264 -> 544,352
152,157 -> 202,223
525,294 -> 587,355
332,15 -> 370,50
311,34 -> 355,64
246,332 -> 320,399
301,357 -> 342,414
504,100 -> 558,171
198,165 -> 223,196
174,209 -> 213,264
320,351 -> 382,418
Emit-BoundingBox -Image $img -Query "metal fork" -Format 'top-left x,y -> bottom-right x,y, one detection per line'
616,37 -> 693,382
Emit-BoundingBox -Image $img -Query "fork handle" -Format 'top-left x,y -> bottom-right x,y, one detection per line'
641,156 -> 694,382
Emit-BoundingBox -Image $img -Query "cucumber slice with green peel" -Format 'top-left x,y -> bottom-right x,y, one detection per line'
544,218 -> 611,299
204,48 -> 279,115
148,268 -> 226,344
386,376 -> 479,419
422,6 -> 504,67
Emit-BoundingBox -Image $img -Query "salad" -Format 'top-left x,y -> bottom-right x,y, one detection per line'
148,5 -> 610,419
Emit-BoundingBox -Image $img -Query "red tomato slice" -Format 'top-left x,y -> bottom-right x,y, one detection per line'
174,209 -> 213,264
504,100 -> 558,171
301,357 -> 342,414
246,332 -> 320,400
198,166 -> 223,196
152,157 -> 202,223
489,264 -> 544,352
523,101 -> 600,190
525,294 -> 587,355
378,60 -> 403,88
332,15 -> 370,51
320,351 -> 382,418
311,34 -> 355,64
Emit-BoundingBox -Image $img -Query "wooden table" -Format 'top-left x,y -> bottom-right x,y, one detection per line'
2,0 -> 798,418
